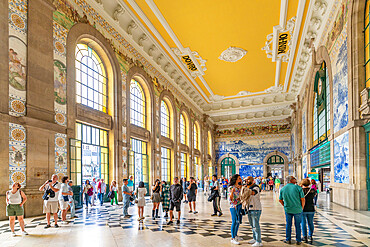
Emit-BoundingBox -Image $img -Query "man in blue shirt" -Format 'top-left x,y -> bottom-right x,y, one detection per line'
279,176 -> 305,245
122,179 -> 132,218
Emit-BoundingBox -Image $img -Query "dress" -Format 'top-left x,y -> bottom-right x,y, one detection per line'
152,184 -> 161,203
161,184 -> 170,211
136,187 -> 147,207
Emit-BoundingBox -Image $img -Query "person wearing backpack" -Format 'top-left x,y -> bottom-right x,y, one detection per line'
167,177 -> 183,225
39,174 -> 61,228
6,182 -> 28,236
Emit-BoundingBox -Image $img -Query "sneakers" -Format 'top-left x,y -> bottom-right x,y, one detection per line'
54,224 -> 59,228
248,239 -> 256,244
11,232 -> 16,237
193,211 -> 198,214
211,213 -> 218,216
189,210 -> 193,213
176,219 -> 180,224
252,242 -> 263,247
296,242 -> 302,245
230,239 -> 240,245
218,213 -> 223,217
283,240 -> 292,244
124,215 -> 131,218
44,224 -> 51,229
235,236 -> 243,241
22,231 -> 29,236
167,221 -> 173,225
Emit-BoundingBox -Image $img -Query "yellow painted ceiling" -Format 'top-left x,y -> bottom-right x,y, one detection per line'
128,0 -> 301,98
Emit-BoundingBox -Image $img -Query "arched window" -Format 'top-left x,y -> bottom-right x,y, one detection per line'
160,100 -> 170,138
267,155 -> 284,165
180,113 -> 187,145
365,0 -> 370,87
313,61 -> 330,146
130,79 -> 146,128
208,131 -> 212,156
193,123 -> 199,150
75,43 -> 107,112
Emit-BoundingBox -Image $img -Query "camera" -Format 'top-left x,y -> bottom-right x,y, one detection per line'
48,180 -> 52,182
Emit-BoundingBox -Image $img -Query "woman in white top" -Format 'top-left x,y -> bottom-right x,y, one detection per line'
135,181 -> 147,221
58,176 -> 73,223
6,182 -> 27,237
110,180 -> 118,205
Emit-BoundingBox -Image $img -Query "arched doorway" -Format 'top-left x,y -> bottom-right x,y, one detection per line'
267,155 -> 284,179
221,157 -> 236,179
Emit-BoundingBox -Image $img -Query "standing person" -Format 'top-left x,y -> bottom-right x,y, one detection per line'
161,181 -> 170,217
135,181 -> 147,221
122,179 -> 132,218
83,180 -> 93,209
301,179 -> 317,244
127,176 -> 135,206
229,174 -> 243,245
39,174 -> 61,228
211,174 -> 223,217
275,177 -> 281,192
110,180 -> 118,205
204,176 -> 209,195
6,182 -> 28,236
187,177 -> 198,214
246,176 -> 263,247
167,177 -> 183,225
67,180 -> 76,218
261,177 -> 266,191
279,176 -> 305,245
222,179 -> 228,198
182,178 -> 188,203
268,178 -> 274,191
97,178 -> 106,206
310,179 -> 318,206
152,179 -> 161,219
90,178 -> 97,206
58,176 -> 72,223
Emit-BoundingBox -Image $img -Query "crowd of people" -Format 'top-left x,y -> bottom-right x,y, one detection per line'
5,173 -> 319,246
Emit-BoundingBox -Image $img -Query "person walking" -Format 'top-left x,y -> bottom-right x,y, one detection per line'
83,180 -> 93,209
161,180 -> 170,218
58,176 -> 72,224
187,177 -> 198,214
310,179 -> 318,206
261,177 -> 266,191
128,175 -> 134,206
97,178 -> 106,206
182,178 -> 188,203
222,179 -> 228,199
203,176 -> 209,195
135,181 -> 147,221
275,177 -> 281,192
122,179 -> 133,218
229,174 -> 243,245
152,179 -> 161,219
110,180 -> 119,205
6,182 -> 28,236
39,174 -> 61,228
246,176 -> 263,247
301,178 -> 317,244
67,180 -> 76,218
90,178 -> 97,206
167,177 -> 183,225
279,176 -> 305,245
268,178 -> 274,191
211,174 -> 223,217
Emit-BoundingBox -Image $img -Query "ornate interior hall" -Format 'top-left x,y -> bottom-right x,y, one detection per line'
1,0 -> 370,246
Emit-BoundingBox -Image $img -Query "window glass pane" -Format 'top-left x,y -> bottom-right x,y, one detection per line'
130,79 -> 146,128
180,114 -> 186,145
161,100 -> 170,138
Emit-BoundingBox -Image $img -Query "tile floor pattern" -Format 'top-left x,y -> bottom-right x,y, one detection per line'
0,192 -> 369,247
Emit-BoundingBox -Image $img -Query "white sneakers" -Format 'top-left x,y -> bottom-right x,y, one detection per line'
248,239 -> 256,244
231,239 -> 240,245
22,231 -> 29,236
235,236 -> 243,241
252,242 -> 263,247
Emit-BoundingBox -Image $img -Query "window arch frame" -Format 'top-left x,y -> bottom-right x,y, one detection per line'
193,122 -> 200,150
180,113 -> 188,145
160,100 -> 171,138
130,78 -> 147,129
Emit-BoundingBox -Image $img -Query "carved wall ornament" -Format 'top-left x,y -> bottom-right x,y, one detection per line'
264,85 -> 283,94
113,4 -> 124,22
172,47 -> 207,78
218,46 -> 247,62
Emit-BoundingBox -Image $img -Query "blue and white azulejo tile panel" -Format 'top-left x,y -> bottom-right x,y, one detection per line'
334,131 -> 349,184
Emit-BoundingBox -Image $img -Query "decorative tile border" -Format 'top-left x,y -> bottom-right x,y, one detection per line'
9,123 -> 26,186
55,133 -> 67,178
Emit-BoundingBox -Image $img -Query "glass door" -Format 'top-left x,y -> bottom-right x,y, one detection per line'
130,138 -> 149,194
221,157 -> 236,178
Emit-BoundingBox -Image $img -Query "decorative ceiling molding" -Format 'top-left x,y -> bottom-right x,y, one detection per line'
172,47 -> 207,78
218,47 -> 247,62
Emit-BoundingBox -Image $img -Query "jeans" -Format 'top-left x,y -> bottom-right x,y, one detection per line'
314,195 -> 318,205
69,200 -> 75,218
301,212 -> 315,237
122,198 -> 130,216
285,212 -> 302,242
230,204 -> 242,239
213,196 -> 222,214
84,193 -> 91,207
98,193 -> 104,205
91,192 -> 96,205
248,210 -> 262,243
261,184 -> 266,191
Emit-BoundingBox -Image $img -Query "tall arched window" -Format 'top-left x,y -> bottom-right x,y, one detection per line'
365,0 -> 370,87
180,113 -> 187,145
313,61 -> 330,146
208,131 -> 212,155
160,100 -> 170,138
193,123 -> 199,150
130,79 -> 146,128
75,43 -> 107,112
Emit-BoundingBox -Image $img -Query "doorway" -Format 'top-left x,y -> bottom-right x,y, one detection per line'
128,138 -> 149,193
221,157 -> 236,179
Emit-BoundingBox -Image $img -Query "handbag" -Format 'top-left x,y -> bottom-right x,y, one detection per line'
107,191 -> 114,199
63,195 -> 69,202
129,195 -> 135,202
87,187 -> 93,196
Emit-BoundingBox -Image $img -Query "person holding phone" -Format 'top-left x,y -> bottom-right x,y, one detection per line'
187,177 -> 198,214
152,179 -> 161,219
6,182 -> 28,236
229,174 -> 243,245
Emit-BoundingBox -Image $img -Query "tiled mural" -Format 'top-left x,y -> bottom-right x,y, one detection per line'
9,123 -> 27,186
302,155 -> 307,179
291,131 -> 295,158
331,22 -> 348,133
216,138 -> 290,164
55,133 -> 67,178
239,165 -> 263,178
216,123 -> 290,138
334,131 -> 349,183
9,0 -> 27,117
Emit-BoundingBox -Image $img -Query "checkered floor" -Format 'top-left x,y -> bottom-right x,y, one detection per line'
0,194 -> 369,247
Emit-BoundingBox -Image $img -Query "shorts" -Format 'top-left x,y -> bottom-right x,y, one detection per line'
152,192 -> 161,203
59,200 -> 69,210
43,201 -> 59,214
169,201 -> 181,211
187,195 -> 196,202
6,204 -> 23,217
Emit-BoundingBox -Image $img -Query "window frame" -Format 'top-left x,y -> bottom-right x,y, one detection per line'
130,79 -> 147,128
160,100 -> 170,138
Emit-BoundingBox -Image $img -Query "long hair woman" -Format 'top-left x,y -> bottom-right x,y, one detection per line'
135,181 -> 147,221
83,180 -> 93,208
161,180 -> 170,218
152,179 -> 161,219
110,180 -> 118,205
229,174 -> 243,245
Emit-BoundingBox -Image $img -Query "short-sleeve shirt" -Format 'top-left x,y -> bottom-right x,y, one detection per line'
68,185 -> 73,201
58,183 -> 69,201
127,180 -> 134,188
228,186 -> 241,208
44,182 -> 61,202
279,183 -> 304,214
248,184 -> 262,211
122,185 -> 130,201
187,183 -> 197,197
